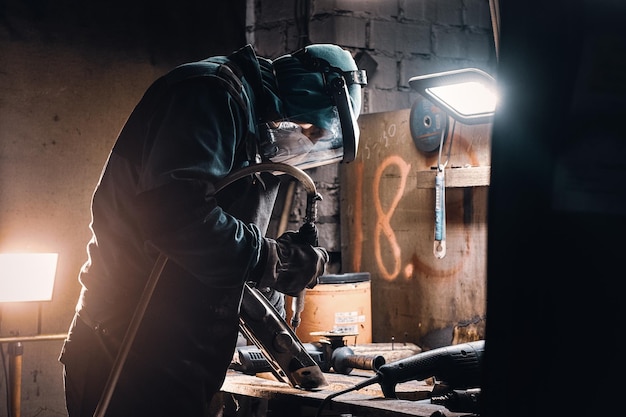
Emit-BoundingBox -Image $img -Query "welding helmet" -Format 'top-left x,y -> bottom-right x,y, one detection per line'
261,44 -> 367,170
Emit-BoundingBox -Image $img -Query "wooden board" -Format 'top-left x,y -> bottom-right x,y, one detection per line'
339,109 -> 491,348
220,370 -> 469,417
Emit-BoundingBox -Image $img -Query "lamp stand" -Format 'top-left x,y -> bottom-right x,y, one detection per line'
8,341 -> 23,417
0,334 -> 67,417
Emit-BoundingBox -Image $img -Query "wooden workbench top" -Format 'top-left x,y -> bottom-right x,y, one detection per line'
221,370 -> 470,417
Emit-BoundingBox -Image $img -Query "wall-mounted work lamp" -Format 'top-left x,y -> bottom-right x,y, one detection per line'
0,253 -> 63,417
409,67 -> 497,125
408,68 -> 497,259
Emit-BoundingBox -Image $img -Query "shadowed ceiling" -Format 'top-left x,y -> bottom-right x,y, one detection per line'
0,0 -> 248,64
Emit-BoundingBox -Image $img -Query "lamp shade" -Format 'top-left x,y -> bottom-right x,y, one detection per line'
0,253 -> 58,302
409,68 -> 497,125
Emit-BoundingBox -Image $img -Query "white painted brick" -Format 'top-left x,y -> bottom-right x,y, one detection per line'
401,56 -> 435,85
315,0 -> 399,16
308,16 -> 367,47
401,0 -> 437,22
317,222 -> 341,252
436,0 -> 464,26
368,89 -> 413,113
286,22 -> 304,52
432,25 -> 465,58
398,22 -> 432,54
465,0 -> 492,28
258,0 -> 295,23
402,55 -> 482,88
369,20 -> 397,51
369,55 -> 398,90
311,163 -> 340,184
466,30 -> 496,63
370,20 -> 430,53
255,27 -> 287,58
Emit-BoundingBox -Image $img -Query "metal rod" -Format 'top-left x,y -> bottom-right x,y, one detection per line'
93,253 -> 168,417
8,342 -> 23,417
0,334 -> 68,417
0,333 -> 68,343
215,161 -> 321,332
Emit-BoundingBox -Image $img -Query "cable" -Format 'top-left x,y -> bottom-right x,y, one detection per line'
314,374 -> 380,417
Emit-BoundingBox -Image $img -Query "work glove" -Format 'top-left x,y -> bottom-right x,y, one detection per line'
253,231 -> 329,297
258,287 -> 286,318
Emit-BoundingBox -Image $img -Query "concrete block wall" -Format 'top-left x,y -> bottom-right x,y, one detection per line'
249,0 -> 497,113
249,0 -> 497,274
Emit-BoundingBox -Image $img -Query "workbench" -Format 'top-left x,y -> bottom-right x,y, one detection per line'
215,369 -> 473,417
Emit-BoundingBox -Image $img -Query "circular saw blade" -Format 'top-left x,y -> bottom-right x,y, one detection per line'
409,95 -> 448,153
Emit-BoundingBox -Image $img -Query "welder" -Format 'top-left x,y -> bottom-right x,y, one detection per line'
58,43 -> 366,417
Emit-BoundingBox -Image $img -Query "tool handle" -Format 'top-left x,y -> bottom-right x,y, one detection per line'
376,340 -> 484,398
290,216 -> 320,329
433,169 -> 447,258
331,346 -> 386,374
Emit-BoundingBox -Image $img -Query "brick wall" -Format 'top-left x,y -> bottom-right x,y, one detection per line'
250,0 -> 497,274
249,0 -> 497,113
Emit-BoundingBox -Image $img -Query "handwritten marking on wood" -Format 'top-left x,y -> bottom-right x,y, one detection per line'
373,155 -> 411,281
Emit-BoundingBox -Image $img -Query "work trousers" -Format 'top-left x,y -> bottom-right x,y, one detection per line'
60,273 -> 244,417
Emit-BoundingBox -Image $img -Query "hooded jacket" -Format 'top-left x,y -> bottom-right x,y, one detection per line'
61,45 -> 283,415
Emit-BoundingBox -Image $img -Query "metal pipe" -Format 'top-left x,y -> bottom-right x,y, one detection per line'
8,342 -> 23,417
93,252 -> 168,417
0,334 -> 68,417
215,161 -> 320,224
215,162 -> 317,199
216,161 -> 322,332
0,333 -> 68,344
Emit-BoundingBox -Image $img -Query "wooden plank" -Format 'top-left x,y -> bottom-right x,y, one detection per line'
415,166 -> 491,188
220,370 -> 470,417
340,109 -> 491,348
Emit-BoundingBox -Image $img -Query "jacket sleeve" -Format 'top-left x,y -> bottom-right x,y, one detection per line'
130,76 -> 264,288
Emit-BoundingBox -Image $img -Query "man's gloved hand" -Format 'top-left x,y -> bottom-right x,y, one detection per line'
254,231 -> 329,297
259,287 -> 286,318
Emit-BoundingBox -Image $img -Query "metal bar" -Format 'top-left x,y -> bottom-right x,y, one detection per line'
0,333 -> 67,343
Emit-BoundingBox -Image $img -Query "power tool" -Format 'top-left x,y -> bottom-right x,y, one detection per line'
314,340 -> 485,417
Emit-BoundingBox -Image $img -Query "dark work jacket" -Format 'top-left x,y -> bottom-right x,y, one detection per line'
60,45 -> 281,416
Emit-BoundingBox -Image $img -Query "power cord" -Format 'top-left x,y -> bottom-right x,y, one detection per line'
314,374 -> 380,417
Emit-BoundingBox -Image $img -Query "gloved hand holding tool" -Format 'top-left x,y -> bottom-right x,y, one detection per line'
255,229 -> 328,297
229,162 -> 329,390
